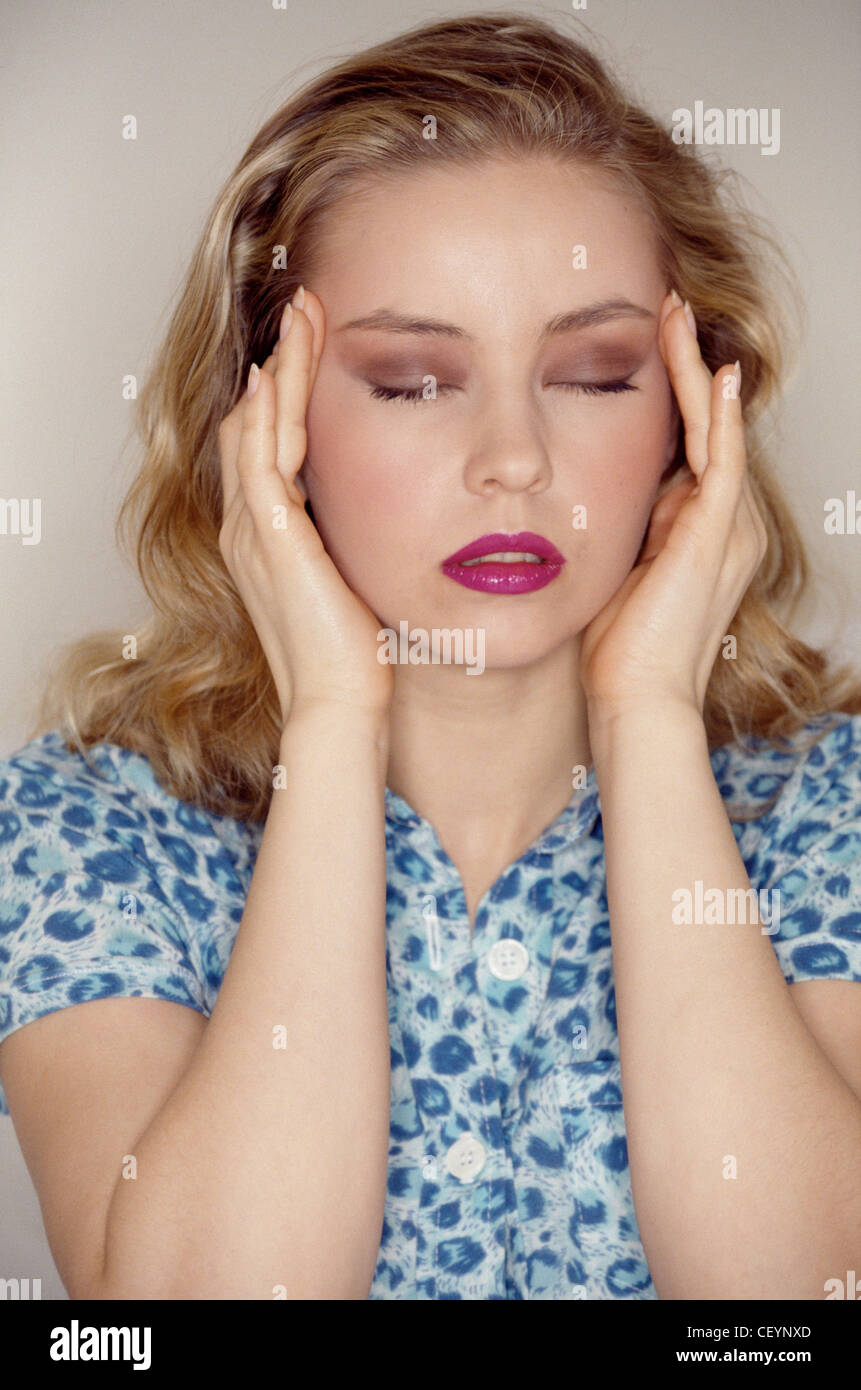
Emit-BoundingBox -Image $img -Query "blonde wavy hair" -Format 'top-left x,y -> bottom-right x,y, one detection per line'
33,10 -> 861,823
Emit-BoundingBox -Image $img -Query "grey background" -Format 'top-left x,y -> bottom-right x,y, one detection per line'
1,0 -> 858,1298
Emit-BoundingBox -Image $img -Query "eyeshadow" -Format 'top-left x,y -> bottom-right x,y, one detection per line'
341,326 -> 652,382
547,349 -> 646,375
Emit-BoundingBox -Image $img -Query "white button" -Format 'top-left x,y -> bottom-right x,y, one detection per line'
487,938 -> 529,980
444,1134 -> 487,1183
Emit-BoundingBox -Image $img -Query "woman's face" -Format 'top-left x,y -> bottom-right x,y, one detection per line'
300,155 -> 679,668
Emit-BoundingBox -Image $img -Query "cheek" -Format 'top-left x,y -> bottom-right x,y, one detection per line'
303,385 -> 426,576
563,392 -> 671,509
562,395 -> 673,581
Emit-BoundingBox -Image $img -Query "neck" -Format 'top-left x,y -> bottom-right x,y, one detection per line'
384,635 -> 591,867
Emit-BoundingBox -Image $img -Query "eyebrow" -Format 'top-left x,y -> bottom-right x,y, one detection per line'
335,298 -> 655,341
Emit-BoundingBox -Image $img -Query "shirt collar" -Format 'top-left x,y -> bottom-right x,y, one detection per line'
384,762 -> 602,858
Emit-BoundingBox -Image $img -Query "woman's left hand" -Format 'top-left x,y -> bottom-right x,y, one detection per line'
579,289 -> 768,725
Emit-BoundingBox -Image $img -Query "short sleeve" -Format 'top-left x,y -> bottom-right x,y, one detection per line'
0,738 -> 213,1116
742,715 -> 861,985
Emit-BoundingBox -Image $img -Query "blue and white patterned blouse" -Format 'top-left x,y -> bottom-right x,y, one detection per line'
0,714 -> 860,1299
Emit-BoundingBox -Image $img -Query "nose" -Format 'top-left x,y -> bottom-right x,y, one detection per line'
461,393 -> 553,496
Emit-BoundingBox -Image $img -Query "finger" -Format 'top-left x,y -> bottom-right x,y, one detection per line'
698,361 -> 746,531
741,470 -> 768,560
218,409 -> 243,520
702,366 -> 768,607
726,469 -> 768,593
218,365 -> 265,519
739,459 -> 768,544
232,362 -> 292,531
658,291 -> 715,481
244,310 -> 307,509
220,290 -> 325,522
272,288 -> 325,371
273,289 -> 326,501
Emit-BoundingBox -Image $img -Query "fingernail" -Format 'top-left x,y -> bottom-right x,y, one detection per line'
279,301 -> 293,340
669,288 -> 683,308
247,362 -> 260,398
734,359 -> 742,390
683,300 -> 697,339
293,284 -> 305,310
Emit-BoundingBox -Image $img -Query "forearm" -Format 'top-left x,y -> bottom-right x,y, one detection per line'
98,706 -> 391,1299
590,702 -> 861,1299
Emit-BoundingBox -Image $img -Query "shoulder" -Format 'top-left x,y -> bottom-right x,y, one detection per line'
0,731 -> 258,1114
0,729 -> 258,904
712,713 -> 861,984
712,711 -> 861,853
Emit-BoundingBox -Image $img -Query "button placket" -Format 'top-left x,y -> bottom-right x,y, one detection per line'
503,869 -> 607,1298
389,892 -> 505,1297
380,775 -> 606,1298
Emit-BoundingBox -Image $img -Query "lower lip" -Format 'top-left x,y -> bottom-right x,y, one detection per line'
441,558 -> 565,593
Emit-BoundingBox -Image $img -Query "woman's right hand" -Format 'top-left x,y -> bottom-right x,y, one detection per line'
217,287 -> 394,731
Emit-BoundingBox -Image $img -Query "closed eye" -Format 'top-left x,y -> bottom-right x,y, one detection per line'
552,380 -> 638,397
368,379 -> 638,404
368,383 -> 455,403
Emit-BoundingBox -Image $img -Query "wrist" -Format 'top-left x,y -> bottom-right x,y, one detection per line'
281,698 -> 391,757
586,695 -> 706,767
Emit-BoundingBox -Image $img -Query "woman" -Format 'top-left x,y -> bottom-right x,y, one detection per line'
1,12 -> 859,1301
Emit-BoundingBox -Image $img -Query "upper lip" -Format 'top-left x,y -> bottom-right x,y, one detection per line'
442,531 -> 565,565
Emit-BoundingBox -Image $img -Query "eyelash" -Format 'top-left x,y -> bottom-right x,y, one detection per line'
367,380 -> 638,403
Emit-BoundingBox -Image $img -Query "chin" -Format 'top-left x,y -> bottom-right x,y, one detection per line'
480,625 -> 579,670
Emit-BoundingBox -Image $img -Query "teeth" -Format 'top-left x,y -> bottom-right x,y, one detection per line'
460,551 -> 545,566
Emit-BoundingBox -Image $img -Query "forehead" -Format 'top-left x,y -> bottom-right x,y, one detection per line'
307,155 -> 663,309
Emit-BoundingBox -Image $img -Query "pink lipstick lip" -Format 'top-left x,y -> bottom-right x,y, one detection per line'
440,531 -> 566,595
442,531 -> 565,565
